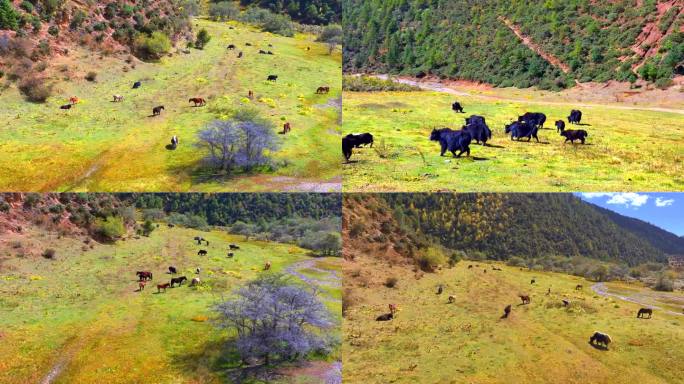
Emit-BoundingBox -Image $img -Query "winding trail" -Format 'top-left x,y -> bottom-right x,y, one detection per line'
373,75 -> 684,115
591,282 -> 684,317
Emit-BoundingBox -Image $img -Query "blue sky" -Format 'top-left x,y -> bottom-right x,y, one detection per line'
576,193 -> 683,236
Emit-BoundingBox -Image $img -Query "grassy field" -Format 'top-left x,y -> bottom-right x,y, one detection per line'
342,90 -> 684,192
0,19 -> 341,192
344,261 -> 684,384
0,225 -> 341,384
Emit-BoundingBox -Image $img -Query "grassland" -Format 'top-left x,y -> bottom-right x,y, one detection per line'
342,89 -> 684,192
344,261 -> 684,384
0,225 -> 341,384
0,18 -> 341,192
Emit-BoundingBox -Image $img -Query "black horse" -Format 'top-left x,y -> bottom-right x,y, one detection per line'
170,276 -> 187,287
168,266 -> 177,274
198,249 -> 207,256
152,106 -> 165,116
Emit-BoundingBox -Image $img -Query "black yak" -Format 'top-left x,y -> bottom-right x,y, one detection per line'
168,266 -> 177,274
518,112 -> 546,128
568,109 -> 582,124
555,120 -> 566,133
505,121 -> 539,142
502,304 -> 512,319
430,128 -> 472,158
346,133 -> 374,148
560,129 -> 588,144
452,101 -> 464,113
198,249 -> 207,256
637,308 -> 653,319
463,121 -> 492,145
589,331 -> 612,348
132,81 -> 142,89
152,106 -> 165,116
267,75 -> 278,81
465,115 -> 486,126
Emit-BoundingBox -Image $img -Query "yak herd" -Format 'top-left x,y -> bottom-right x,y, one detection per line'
375,263 -> 662,352
134,235 -> 271,294
343,100 -> 590,162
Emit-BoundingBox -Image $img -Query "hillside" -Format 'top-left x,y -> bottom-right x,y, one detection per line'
344,194 -> 681,267
343,0 -> 684,89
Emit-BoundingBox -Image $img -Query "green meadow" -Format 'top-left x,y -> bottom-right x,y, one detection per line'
0,225 -> 341,384
344,262 -> 684,384
0,19 -> 341,192
342,90 -> 684,192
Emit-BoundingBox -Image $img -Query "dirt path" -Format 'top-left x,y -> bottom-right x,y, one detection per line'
373,75 -> 684,115
499,16 -> 571,73
591,283 -> 684,317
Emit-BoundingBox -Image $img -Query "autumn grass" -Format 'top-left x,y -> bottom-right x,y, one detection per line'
0,19 -> 341,192
0,225 -> 341,384
342,90 -> 684,192
343,262 -> 684,384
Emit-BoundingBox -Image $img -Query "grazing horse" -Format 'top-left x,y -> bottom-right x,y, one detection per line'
502,304 -> 512,319
195,268 -> 201,274
198,250 -> 207,256
562,299 -> 570,307
171,135 -> 179,147
264,261 -> 271,270
170,276 -> 187,287
259,49 -> 267,54
132,81 -> 141,89
519,295 -> 530,305
138,281 -> 146,291
227,252 -> 234,258
152,106 -> 165,116
281,122 -> 291,134
468,265 -> 473,269
169,266 -> 177,274
157,283 -> 170,293
448,295 -> 455,303
229,244 -> 240,250
316,86 -> 330,94
237,51 -> 243,58
248,90 -> 254,99
436,285 -> 443,295
227,44 -> 236,50
113,95 -> 124,102
637,308 -> 653,319
189,98 -> 206,107
246,42 -> 252,46
576,284 -> 583,290
267,75 -> 278,82
136,271 -> 153,281
69,96 -> 79,105
389,304 -> 397,314
190,277 -> 201,286
60,104 -> 72,110
589,331 -> 612,348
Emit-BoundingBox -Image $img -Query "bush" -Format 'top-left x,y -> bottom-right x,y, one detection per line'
349,222 -> 364,237
209,1 -> 238,21
343,75 -> 420,92
93,216 -> 126,241
42,248 -> 56,259
654,274 -> 674,292
194,28 -> 211,49
417,247 -> 446,272
47,25 -> 59,36
133,31 -> 171,60
385,276 -> 398,288
0,0 -> 19,30
19,1 -> 33,13
85,71 -> 97,82
507,256 -> 526,267
18,75 -> 51,102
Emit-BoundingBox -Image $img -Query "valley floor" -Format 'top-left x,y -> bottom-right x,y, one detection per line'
0,226 -> 341,384
343,260 -> 684,384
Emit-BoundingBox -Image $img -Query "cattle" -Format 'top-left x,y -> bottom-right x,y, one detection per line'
502,304 -> 512,319
198,250 -> 207,256
136,271 -> 153,281
429,128 -> 472,158
555,120 -> 565,133
132,81 -> 141,89
347,133 -> 374,148
637,308 -> 653,319
227,44 -> 236,50
519,295 -> 530,305
576,284 -> 583,290
267,51 -> 274,55
171,136 -> 179,148
169,266 -> 177,274
281,122 -> 291,134
229,244 -> 240,250
190,277 -> 201,286
560,129 -> 588,144
505,121 -> 539,142
227,252 -> 234,258
530,279 -> 536,284
170,276 -> 187,287
589,331 -> 612,348
60,104 -> 72,110
437,285 -> 443,295
468,265 -> 473,269
376,312 -> 394,321
245,42 -> 252,46
152,106 -> 165,116
452,101 -> 464,113
113,95 -> 124,102
465,115 -> 486,126
316,86 -> 330,94
342,133 -> 373,162
237,51 -> 243,58
248,90 -> 254,99
189,98 -> 207,107
448,295 -> 455,303
264,261 -> 271,270
69,97 -> 79,105
562,299 -> 570,307
259,49 -> 267,54
462,120 -> 492,146
195,268 -> 201,274
518,112 -> 546,128
267,75 -> 278,82
568,109 -> 582,124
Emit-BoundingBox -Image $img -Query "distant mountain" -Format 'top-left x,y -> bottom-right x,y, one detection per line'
344,193 -> 681,267
343,0 -> 684,89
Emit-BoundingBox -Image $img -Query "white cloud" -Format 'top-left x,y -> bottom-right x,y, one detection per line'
655,197 -> 674,207
581,193 -> 613,199
605,193 -> 649,207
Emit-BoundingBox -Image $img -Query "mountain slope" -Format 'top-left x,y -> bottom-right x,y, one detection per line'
343,0 -> 684,89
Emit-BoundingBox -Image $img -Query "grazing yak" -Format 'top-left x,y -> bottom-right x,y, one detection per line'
452,101 -> 464,113
462,117 -> 492,145
505,121 -> 539,142
113,95 -> 124,102
430,128 -> 472,158
562,299 -> 570,307
555,120 -> 565,133
169,266 -> 177,274
347,133 -> 374,148
437,285 -> 443,295
259,49 -> 267,54
519,295 -> 530,305
530,279 -> 536,284
637,308 -> 653,319
342,133 -> 374,162
518,112 -> 546,128
227,252 -> 234,258
136,271 -> 153,281
60,104 -> 72,110
502,304 -> 512,319
568,109 -> 582,124
170,276 -> 187,287
267,75 -> 278,82
198,250 -> 207,256
376,312 -> 394,321
316,86 -> 330,94
152,106 -> 165,116
560,129 -> 588,144
227,44 -> 236,50
189,98 -> 207,107
132,81 -> 142,89
576,284 -> 583,290
229,244 -> 240,250
238,51 -> 243,58
589,331 -> 612,348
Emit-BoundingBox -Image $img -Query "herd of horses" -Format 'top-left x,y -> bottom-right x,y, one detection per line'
343,100 -> 590,162
134,236 -> 271,294
375,263 -> 663,351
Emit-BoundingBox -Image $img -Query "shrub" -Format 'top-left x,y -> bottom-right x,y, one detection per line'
507,256 -> 526,267
42,248 -> 56,259
349,222 -> 364,237
0,0 -> 19,30
133,31 -> 171,60
343,75 -> 420,92
417,247 -> 446,272
18,75 -> 51,102
209,1 -> 238,21
19,1 -> 33,13
85,71 -> 97,82
93,216 -> 125,241
194,28 -> 210,49
654,274 -> 674,292
47,25 -> 59,36
385,276 -> 398,288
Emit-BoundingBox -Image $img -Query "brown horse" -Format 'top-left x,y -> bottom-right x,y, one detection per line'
389,303 -> 397,314
189,98 -> 206,107
138,281 -> 146,291
316,86 -> 330,94
157,283 -> 170,293
519,295 -> 530,305
281,122 -> 291,134
448,295 -> 455,304
136,271 -> 153,281
501,304 -> 512,319
248,90 -> 254,99
69,96 -> 79,105
637,308 -> 653,319
264,261 -> 271,270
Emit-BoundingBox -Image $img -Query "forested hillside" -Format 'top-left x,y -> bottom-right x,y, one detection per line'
344,194 -> 681,267
238,0 -> 341,24
343,0 -> 684,89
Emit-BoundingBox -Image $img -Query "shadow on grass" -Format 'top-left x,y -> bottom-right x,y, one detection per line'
483,144 -> 505,149
588,342 -> 609,351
